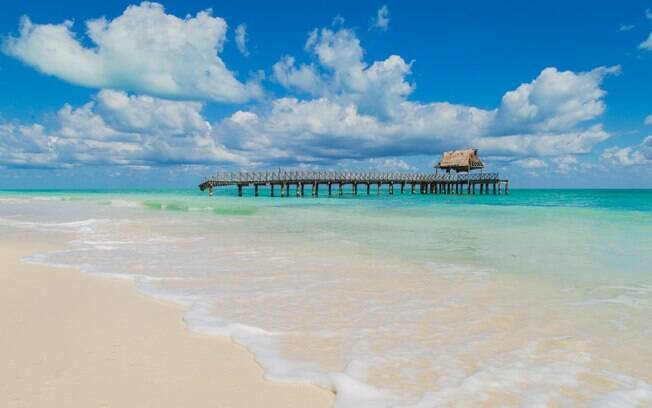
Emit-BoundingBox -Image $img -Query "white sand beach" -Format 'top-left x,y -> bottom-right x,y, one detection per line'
0,229 -> 334,408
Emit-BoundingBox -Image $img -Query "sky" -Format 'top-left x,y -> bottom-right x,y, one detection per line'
0,0 -> 651,188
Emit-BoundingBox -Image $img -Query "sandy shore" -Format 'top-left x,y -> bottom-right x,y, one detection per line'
0,229 -> 334,408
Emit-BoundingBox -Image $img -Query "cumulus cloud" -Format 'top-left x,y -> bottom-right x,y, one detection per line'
225,26 -> 616,167
235,24 -> 250,56
2,2 -> 261,102
494,66 -> 620,134
646,115 -> 652,125
1,20 -> 619,173
0,90 -> 244,169
371,5 -> 390,31
274,27 -> 413,118
272,56 -> 326,95
602,137 -> 652,166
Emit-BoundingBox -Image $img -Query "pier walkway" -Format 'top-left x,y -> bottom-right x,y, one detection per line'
198,170 -> 509,197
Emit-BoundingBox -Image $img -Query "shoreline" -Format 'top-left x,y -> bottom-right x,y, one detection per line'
0,228 -> 334,407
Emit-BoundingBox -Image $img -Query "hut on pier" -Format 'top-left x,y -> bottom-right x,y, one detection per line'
435,149 -> 484,174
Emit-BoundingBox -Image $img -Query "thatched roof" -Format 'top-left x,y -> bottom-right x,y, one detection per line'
436,149 -> 484,171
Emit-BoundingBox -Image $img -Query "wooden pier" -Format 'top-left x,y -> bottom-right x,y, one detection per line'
199,149 -> 509,197
198,170 -> 509,197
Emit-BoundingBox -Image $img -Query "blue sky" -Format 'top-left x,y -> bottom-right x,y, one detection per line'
0,0 -> 651,188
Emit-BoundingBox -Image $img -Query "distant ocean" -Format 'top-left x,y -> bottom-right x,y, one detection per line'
1,189 -> 651,406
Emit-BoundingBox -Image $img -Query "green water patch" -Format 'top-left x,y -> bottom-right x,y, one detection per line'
143,200 -> 163,210
213,206 -> 257,216
142,200 -> 190,212
164,202 -> 189,212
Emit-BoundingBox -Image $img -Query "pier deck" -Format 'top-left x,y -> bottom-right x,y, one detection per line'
199,171 -> 509,197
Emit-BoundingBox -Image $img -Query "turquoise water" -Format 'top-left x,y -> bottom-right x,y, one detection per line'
4,187 -> 652,211
1,189 -> 651,406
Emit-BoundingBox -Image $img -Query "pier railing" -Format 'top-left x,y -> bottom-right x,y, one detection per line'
202,171 -> 501,185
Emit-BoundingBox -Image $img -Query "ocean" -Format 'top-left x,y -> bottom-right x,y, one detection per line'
1,188 -> 651,406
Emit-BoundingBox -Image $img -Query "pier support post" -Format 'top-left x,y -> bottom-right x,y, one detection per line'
353,183 -> 358,195
237,184 -> 243,197
367,183 -> 371,195
270,184 -> 275,197
328,183 -> 332,196
400,183 -> 405,194
411,183 -> 415,194
389,183 -> 394,195
255,185 -> 259,197
377,183 -> 381,195
339,183 -> 343,196
208,186 -> 213,197
493,183 -> 496,195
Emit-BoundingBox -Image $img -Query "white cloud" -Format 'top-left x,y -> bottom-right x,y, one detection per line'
639,9 -> 652,51
619,24 -> 635,32
495,66 -> 620,134
235,24 -> 250,56
371,5 -> 390,31
1,21 -> 619,172
272,56 -> 326,95
0,90 -> 244,168
639,33 -> 652,50
551,155 -> 579,173
513,158 -> 548,169
0,123 -> 59,168
226,27 -> 615,166
476,125 -> 610,157
602,137 -> 652,166
332,15 -> 345,27
275,28 -> 414,118
367,158 -> 415,171
645,115 -> 652,125
2,2 -> 261,102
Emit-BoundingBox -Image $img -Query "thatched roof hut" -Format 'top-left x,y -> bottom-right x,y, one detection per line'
436,149 -> 484,172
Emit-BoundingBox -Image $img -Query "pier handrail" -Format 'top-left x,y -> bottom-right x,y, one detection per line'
200,170 -> 501,186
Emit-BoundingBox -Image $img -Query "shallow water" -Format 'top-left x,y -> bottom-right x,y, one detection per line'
1,189 -> 651,406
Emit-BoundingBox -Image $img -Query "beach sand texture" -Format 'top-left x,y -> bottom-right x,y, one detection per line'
0,230 -> 334,408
